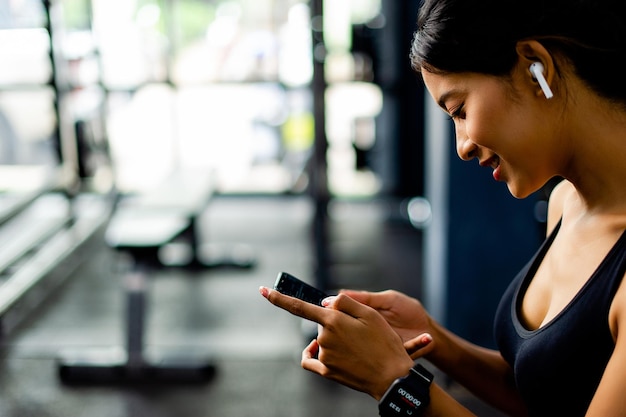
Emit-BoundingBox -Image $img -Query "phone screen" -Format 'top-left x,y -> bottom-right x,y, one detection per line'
273,272 -> 329,306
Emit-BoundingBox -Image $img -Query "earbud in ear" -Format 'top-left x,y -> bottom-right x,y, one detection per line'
529,62 -> 553,99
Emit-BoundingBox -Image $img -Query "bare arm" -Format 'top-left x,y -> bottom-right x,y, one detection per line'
584,277 -> 626,416
341,289 -> 528,416
425,320 -> 527,417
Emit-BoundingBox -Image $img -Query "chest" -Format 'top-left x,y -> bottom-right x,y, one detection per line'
496,264 -> 618,417
520,226 -> 625,330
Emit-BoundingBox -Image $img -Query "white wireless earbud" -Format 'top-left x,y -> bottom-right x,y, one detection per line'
529,62 -> 553,99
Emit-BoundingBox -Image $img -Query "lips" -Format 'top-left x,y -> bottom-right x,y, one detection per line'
480,155 -> 500,170
480,155 -> 502,181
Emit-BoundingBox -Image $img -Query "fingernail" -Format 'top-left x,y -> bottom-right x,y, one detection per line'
422,333 -> 433,344
259,286 -> 270,298
321,296 -> 336,307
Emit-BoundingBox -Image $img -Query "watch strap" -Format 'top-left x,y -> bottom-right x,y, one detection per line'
407,364 -> 433,407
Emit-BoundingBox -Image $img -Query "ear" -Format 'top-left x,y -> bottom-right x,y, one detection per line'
515,40 -> 556,98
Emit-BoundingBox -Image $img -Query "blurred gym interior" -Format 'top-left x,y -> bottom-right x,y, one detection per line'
0,1 -> 546,416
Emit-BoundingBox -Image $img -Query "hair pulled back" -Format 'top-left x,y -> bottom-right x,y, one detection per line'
411,0 -> 626,105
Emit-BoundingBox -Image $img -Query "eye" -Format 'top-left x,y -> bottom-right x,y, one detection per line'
447,104 -> 465,121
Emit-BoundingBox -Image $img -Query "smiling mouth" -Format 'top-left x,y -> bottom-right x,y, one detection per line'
480,155 -> 500,170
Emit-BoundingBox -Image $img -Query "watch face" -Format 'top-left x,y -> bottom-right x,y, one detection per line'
379,365 -> 432,417
380,384 -> 425,415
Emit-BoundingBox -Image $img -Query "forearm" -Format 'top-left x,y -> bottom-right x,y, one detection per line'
426,321 -> 527,416
424,383 -> 477,417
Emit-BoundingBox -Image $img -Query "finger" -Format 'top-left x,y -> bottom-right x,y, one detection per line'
302,338 -> 319,361
260,286 -> 327,323
404,333 -> 435,359
404,333 -> 433,350
301,339 -> 327,374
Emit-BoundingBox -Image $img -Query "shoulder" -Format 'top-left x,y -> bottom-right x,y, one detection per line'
545,179 -> 574,236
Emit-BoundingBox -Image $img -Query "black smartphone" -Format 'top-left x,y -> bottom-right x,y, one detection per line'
273,272 -> 329,306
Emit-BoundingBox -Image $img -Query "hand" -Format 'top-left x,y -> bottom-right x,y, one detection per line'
260,287 -> 415,399
340,290 -> 436,359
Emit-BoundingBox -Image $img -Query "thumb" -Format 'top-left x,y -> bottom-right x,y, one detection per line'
322,293 -> 372,319
404,333 -> 434,359
340,289 -> 388,310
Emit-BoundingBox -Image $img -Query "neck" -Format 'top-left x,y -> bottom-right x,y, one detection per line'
561,92 -> 626,214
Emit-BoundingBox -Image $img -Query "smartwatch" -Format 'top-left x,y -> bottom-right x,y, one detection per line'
378,363 -> 434,417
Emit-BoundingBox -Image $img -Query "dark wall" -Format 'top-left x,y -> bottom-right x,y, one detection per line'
446,148 -> 544,348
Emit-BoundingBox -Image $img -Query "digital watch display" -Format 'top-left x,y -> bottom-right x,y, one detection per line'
378,363 -> 433,417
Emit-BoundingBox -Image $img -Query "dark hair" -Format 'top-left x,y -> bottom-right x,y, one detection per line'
411,0 -> 626,104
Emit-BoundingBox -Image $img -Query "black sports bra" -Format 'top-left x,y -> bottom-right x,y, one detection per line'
494,221 -> 626,416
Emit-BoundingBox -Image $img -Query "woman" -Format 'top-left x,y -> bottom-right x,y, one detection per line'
260,0 -> 626,415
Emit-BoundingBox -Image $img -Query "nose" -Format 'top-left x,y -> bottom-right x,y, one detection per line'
456,132 -> 477,161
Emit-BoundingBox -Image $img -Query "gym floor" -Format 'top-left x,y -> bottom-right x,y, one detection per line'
0,195 -> 506,417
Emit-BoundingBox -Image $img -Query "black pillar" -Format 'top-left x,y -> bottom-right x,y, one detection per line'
373,0 -> 425,198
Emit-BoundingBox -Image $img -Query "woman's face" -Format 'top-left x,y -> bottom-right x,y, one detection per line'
422,69 -> 560,199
